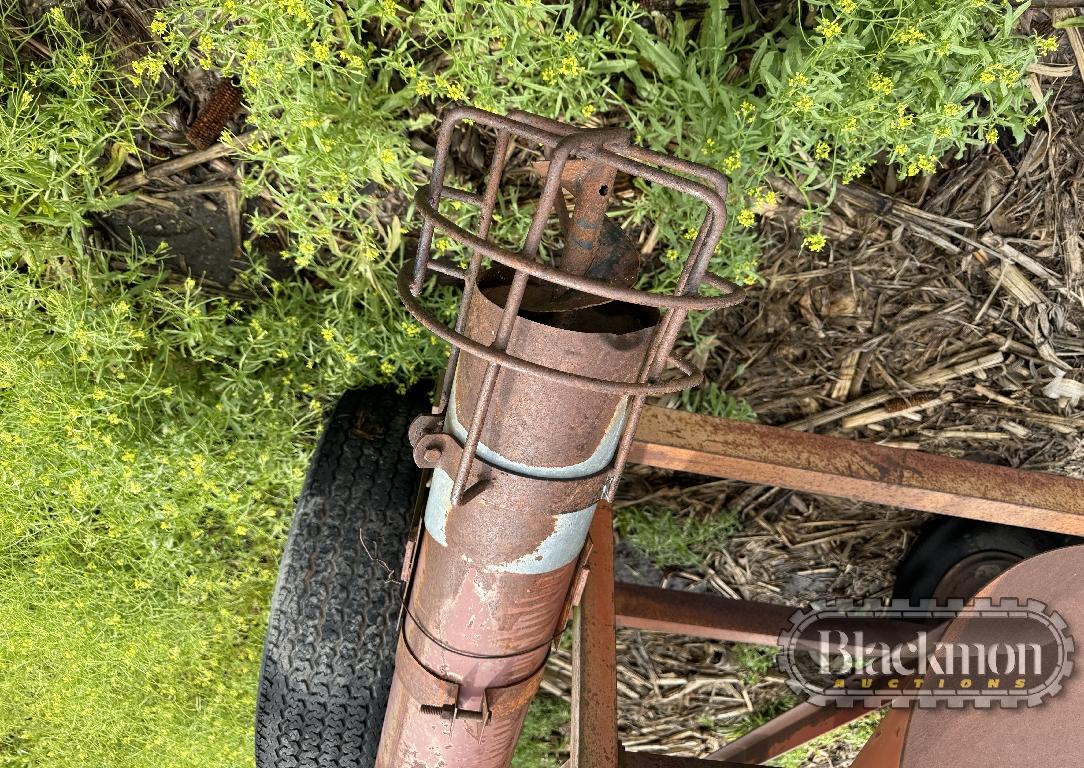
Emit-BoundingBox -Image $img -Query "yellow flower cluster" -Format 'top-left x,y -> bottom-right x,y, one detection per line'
433,75 -> 465,101
895,26 -> 926,46
902,154 -> 937,177
869,72 -> 894,96
278,0 -> 312,22
785,67 -> 814,115
559,55 -> 583,77
751,187 -> 777,211
814,141 -> 831,160
803,233 -> 827,252
1038,36 -> 1059,55
816,18 -> 843,39
794,95 -> 815,113
129,55 -> 166,86
737,209 -> 756,227
337,50 -> 367,69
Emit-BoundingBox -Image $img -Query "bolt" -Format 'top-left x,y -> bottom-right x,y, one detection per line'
423,447 -> 442,463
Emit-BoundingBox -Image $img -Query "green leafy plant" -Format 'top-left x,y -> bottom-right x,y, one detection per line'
511,693 -> 570,768
615,504 -> 739,567
681,381 -> 757,421
0,6 -> 154,257
622,0 -> 1040,251
732,643 -> 780,685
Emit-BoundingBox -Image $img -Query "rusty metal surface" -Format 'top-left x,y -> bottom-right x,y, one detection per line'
375,104 -> 1084,768
630,405 -> 1084,536
453,281 -> 655,471
616,582 -> 790,646
377,408 -> 613,766
619,751 -> 763,767
899,545 -> 1084,768
614,583 -> 927,652
849,707 -> 909,768
381,106 -> 746,767
401,105 -> 744,507
571,501 -> 619,768
706,700 -> 874,764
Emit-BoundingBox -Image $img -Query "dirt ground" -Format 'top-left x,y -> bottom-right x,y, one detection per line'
541,15 -> 1084,766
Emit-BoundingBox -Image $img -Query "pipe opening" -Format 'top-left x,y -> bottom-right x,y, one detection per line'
479,271 -> 659,335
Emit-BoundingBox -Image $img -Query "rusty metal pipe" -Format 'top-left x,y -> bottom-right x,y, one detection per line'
376,286 -> 660,767
381,107 -> 743,768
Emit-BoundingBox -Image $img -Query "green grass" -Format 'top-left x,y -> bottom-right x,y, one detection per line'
511,693 -> 570,768
615,504 -> 739,568
732,643 -> 780,685
767,711 -> 884,767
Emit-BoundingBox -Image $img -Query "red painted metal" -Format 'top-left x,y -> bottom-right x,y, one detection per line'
615,582 -> 927,653
705,701 -> 876,765
898,545 -> 1084,768
850,707 -> 909,768
619,752 -> 764,768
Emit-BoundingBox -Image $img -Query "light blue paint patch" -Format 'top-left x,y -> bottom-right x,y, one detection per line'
423,468 -> 453,546
447,378 -> 626,480
491,503 -> 597,574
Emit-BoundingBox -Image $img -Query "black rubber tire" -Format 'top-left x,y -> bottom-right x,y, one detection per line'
892,517 -> 1075,602
255,385 -> 429,768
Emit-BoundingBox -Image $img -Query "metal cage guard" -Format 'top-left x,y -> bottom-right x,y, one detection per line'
398,105 -> 744,507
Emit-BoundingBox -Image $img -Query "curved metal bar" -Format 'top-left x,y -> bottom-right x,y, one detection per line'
507,109 -> 729,201
397,264 -> 704,396
413,188 -> 745,311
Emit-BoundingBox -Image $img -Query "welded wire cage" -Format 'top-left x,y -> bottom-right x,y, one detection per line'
398,105 -> 745,502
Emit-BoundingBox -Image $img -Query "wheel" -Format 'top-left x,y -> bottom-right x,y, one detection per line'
892,517 -> 1075,602
255,385 -> 430,768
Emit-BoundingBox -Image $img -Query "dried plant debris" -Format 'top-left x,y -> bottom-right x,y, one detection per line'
543,27 -> 1084,768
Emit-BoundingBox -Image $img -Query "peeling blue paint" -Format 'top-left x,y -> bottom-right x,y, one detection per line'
446,378 -> 626,480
